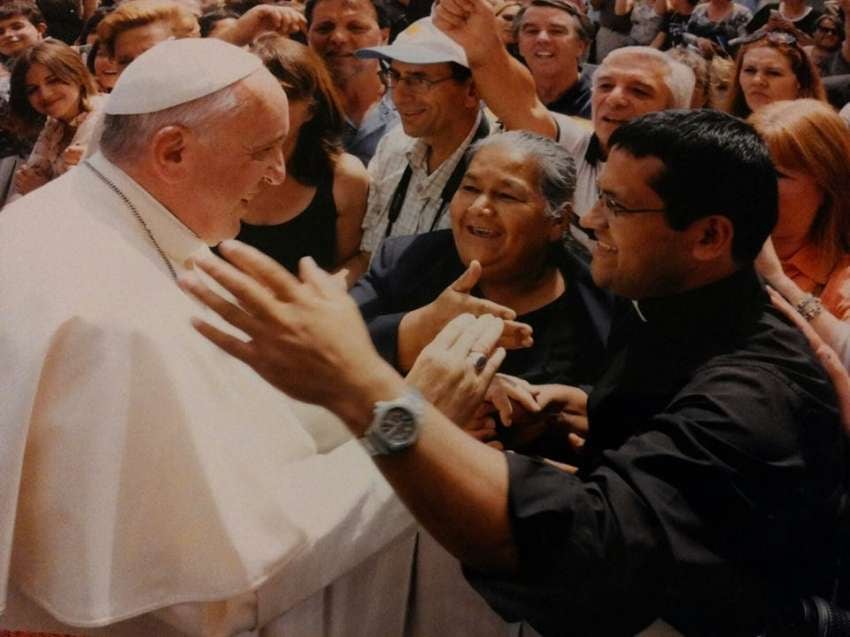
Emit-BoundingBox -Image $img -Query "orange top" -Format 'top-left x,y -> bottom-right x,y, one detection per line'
782,243 -> 850,321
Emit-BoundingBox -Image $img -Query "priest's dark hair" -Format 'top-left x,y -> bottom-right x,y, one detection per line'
608,109 -> 777,264
250,34 -> 345,186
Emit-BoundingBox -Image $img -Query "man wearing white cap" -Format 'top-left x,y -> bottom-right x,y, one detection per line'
353,16 -> 488,263
0,37 -> 412,636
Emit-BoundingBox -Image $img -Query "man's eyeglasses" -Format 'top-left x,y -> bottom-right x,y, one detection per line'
382,69 -> 456,94
596,191 -> 665,216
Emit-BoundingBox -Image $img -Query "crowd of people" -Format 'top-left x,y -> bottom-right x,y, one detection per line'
2,0 -> 850,634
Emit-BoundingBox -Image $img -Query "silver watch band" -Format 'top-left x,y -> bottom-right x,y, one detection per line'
359,388 -> 424,456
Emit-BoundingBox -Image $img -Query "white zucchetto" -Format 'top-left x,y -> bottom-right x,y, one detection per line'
105,37 -> 263,115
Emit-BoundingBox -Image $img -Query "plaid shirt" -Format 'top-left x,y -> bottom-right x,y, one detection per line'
360,111 -> 485,254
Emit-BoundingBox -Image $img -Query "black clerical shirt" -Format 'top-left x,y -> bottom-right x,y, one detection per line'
468,267 -> 847,636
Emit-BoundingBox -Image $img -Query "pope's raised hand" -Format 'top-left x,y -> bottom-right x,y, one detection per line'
179,241 -> 390,414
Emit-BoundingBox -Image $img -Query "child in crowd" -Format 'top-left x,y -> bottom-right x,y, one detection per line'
0,1 -> 47,94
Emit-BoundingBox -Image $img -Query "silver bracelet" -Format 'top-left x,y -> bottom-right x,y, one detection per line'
795,293 -> 824,322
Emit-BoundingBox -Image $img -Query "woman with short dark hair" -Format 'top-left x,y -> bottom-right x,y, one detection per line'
352,131 -> 613,451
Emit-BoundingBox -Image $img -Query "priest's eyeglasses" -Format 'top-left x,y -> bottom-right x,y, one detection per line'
382,69 -> 456,95
596,191 -> 666,217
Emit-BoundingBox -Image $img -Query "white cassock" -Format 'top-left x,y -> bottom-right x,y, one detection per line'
0,153 -> 416,636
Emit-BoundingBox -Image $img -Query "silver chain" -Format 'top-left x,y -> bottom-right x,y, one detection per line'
84,160 -> 178,281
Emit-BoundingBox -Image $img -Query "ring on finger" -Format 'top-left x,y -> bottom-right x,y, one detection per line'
468,352 -> 488,373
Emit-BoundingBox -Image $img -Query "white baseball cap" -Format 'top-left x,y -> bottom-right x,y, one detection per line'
356,17 -> 468,68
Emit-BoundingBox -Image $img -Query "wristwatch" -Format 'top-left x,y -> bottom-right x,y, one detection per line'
360,389 -> 424,456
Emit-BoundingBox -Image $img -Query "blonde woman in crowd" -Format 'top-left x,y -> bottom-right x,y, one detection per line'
96,0 -> 200,73
494,0 -> 522,45
751,99 -> 850,366
708,54 -> 735,107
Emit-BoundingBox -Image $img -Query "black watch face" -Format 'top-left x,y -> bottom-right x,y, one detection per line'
380,407 -> 416,443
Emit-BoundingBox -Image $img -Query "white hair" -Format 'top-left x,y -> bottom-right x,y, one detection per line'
598,46 -> 696,109
467,130 -> 576,220
99,82 -> 244,163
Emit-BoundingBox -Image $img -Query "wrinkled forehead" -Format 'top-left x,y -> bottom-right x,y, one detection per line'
521,5 -> 579,26
468,143 -> 541,190
596,56 -> 667,88
389,59 -> 455,75
312,0 -> 378,21
248,66 -> 290,107
741,44 -> 794,66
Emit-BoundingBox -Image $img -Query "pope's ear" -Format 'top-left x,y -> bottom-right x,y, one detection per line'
149,125 -> 192,182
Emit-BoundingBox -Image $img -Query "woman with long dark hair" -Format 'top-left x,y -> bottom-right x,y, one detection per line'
9,38 -> 103,195
235,35 -> 369,284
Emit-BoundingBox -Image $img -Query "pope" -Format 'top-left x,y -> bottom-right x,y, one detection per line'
0,37 -> 413,636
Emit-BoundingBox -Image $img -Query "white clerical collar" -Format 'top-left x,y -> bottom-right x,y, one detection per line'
632,300 -> 648,323
86,153 -> 211,271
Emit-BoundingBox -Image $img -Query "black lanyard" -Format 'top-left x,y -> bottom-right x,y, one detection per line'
383,116 -> 491,238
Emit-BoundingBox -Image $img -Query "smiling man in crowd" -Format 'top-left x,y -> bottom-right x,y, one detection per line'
305,0 -> 398,166
514,0 -> 595,118
353,17 -> 487,262
0,0 -> 45,67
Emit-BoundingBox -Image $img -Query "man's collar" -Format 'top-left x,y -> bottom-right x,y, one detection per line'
406,108 -> 483,172
347,93 -> 396,138
86,153 -> 210,270
632,267 -> 763,338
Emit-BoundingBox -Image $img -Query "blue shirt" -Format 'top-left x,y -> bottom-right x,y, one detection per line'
343,93 -> 400,168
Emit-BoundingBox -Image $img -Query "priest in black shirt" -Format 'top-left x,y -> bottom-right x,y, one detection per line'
180,109 -> 847,637
467,109 -> 847,635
